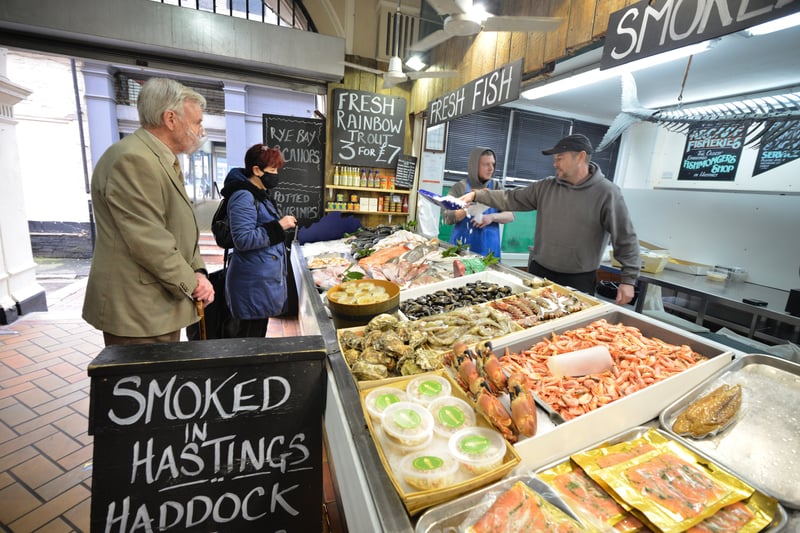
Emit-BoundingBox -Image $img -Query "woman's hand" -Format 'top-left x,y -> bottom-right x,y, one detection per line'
279,215 -> 297,230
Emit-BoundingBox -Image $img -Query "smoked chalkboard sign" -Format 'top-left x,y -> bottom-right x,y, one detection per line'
754,120 -> 800,175
88,337 -> 327,532
678,121 -> 747,181
264,114 -> 325,226
331,88 -> 406,168
394,154 -> 417,190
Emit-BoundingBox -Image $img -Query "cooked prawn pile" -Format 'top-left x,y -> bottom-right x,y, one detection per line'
500,319 -> 708,420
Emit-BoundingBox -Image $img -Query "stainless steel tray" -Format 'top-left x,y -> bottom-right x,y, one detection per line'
660,353 -> 800,510
500,307 -> 734,472
414,473 -> 583,533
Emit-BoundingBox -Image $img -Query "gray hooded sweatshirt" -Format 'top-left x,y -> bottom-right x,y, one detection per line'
472,162 -> 641,285
442,147 -> 500,225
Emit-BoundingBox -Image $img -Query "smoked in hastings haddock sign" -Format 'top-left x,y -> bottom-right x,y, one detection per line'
331,88 -> 406,168
88,338 -> 326,532
264,114 -> 325,226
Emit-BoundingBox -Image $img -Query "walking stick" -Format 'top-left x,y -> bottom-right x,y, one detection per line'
195,299 -> 207,340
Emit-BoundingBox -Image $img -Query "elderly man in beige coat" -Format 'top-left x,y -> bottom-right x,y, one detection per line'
83,78 -> 214,346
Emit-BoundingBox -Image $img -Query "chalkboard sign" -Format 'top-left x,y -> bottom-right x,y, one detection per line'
331,88 -> 406,168
754,120 -> 800,176
88,337 -> 326,533
678,121 -> 746,181
264,115 -> 325,226
394,154 -> 417,190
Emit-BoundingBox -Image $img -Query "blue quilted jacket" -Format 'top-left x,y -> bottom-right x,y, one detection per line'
221,168 -> 287,319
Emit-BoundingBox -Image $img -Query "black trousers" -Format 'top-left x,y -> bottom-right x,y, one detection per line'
234,318 -> 269,338
528,260 -> 597,295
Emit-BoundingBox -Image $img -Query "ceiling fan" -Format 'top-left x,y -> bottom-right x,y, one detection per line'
345,1 -> 457,88
410,0 -> 563,53
344,58 -> 457,89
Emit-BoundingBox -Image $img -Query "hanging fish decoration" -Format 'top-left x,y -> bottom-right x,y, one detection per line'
597,72 -> 800,152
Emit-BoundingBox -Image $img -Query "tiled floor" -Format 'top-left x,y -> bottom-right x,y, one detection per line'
0,265 -> 346,532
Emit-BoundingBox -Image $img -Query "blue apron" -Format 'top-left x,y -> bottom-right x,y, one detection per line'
449,180 -> 501,258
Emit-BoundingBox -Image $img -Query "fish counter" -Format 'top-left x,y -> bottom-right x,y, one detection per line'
290,236 -> 797,532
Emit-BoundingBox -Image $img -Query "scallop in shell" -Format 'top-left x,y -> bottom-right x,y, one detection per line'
366,313 -> 399,332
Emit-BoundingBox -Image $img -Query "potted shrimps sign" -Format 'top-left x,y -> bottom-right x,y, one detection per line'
87,338 -> 326,532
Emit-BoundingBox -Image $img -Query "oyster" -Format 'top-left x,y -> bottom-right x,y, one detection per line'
360,346 -> 393,368
672,384 -> 742,438
414,348 -> 445,371
339,330 -> 364,350
351,360 -> 388,381
397,355 -> 423,376
370,330 -> 407,357
342,348 -> 361,366
366,313 -> 399,332
405,330 -> 427,350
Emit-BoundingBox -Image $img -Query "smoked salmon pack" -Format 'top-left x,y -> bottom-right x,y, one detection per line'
565,427 -> 781,533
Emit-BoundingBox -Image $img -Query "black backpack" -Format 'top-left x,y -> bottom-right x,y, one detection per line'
211,184 -> 258,249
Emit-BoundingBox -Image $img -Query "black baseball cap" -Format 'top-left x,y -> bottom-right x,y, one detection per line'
542,134 -> 593,155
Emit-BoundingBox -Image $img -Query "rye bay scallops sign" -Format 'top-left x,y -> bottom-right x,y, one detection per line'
331,88 -> 406,168
264,114 -> 325,225
88,338 -> 326,532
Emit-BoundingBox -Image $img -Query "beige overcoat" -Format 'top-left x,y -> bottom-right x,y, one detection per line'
82,128 -> 206,337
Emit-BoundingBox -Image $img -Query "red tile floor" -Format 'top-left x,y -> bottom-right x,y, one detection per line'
0,275 -> 347,532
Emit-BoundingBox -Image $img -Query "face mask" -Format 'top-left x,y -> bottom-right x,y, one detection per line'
187,127 -> 208,154
260,172 -> 279,189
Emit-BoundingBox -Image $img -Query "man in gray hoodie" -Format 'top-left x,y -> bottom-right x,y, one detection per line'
442,147 -> 514,258
459,134 -> 640,305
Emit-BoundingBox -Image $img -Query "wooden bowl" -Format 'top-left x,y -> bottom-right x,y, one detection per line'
326,279 -> 401,329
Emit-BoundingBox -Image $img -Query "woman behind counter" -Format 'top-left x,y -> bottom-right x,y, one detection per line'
222,144 -> 297,338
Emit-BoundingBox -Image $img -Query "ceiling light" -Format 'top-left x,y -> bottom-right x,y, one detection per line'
746,12 -> 800,36
521,40 -> 713,101
405,55 -> 426,71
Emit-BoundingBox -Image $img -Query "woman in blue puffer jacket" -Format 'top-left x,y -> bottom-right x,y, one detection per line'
222,144 -> 297,337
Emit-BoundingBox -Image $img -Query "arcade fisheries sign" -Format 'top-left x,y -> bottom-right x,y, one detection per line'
678,121 -> 747,181
602,0 -> 800,70
87,337 -> 326,532
426,58 -> 522,127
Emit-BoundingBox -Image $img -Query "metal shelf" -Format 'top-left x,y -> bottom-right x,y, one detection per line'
327,185 -> 410,195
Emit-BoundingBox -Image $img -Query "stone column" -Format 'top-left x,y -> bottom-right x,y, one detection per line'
0,48 -> 45,324
82,61 -> 119,168
223,82 -> 247,169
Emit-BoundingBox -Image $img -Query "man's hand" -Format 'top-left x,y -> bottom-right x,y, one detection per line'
193,272 -> 215,306
616,283 -> 635,306
458,191 -> 476,205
